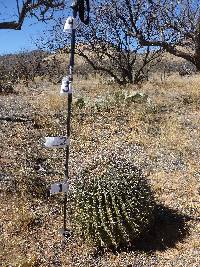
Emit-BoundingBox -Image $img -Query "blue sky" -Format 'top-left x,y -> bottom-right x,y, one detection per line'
0,21 -> 44,55
0,0 -> 68,55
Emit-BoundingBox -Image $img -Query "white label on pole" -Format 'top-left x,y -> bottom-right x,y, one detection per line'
68,82 -> 72,94
49,181 -> 69,195
64,16 -> 76,31
60,77 -> 72,95
44,136 -> 69,148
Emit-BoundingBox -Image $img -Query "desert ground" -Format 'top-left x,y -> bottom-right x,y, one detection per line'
0,61 -> 200,266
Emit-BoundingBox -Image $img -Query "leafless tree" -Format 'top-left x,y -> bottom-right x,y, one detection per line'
42,0 -> 161,84
117,0 -> 200,71
0,50 -> 49,92
0,0 -> 65,30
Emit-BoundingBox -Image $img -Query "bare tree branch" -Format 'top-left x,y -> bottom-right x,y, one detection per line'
0,0 -> 65,30
122,0 -> 200,70
40,0 -> 161,84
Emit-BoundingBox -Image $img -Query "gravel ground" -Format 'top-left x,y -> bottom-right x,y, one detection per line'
0,75 -> 200,266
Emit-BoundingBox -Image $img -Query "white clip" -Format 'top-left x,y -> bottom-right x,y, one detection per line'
60,77 -> 72,95
49,181 -> 69,195
44,136 -> 69,148
64,16 -> 76,31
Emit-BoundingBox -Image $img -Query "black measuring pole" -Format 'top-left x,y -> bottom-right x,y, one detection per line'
63,0 -> 78,237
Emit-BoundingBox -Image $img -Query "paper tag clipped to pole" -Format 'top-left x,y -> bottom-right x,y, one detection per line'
49,181 -> 69,196
60,77 -> 72,95
64,16 -> 76,31
44,136 -> 69,148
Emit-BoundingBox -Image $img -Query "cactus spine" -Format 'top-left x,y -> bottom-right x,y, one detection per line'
69,157 -> 155,248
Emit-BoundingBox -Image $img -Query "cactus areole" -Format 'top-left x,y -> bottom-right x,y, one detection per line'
69,157 -> 155,248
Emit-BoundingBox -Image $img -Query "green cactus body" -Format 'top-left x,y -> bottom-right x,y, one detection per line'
70,157 -> 155,248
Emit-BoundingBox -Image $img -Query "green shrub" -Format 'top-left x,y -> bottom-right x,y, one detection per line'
69,156 -> 155,248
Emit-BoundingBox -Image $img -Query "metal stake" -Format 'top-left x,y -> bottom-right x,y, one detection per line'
63,0 -> 78,237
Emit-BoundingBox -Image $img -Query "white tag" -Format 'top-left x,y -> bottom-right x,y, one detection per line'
60,77 -> 72,95
49,181 -> 69,195
64,16 -> 76,31
68,82 -> 72,94
44,136 -> 69,148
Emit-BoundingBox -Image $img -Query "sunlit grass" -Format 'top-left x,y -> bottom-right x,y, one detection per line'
0,70 -> 200,266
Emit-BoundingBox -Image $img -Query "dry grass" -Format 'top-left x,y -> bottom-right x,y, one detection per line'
0,72 -> 200,266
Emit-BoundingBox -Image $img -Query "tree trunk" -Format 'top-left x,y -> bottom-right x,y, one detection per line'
125,70 -> 133,84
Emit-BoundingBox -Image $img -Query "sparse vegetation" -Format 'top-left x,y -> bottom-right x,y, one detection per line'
0,61 -> 200,265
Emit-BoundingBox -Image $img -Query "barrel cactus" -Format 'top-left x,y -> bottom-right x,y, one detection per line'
69,156 -> 155,248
